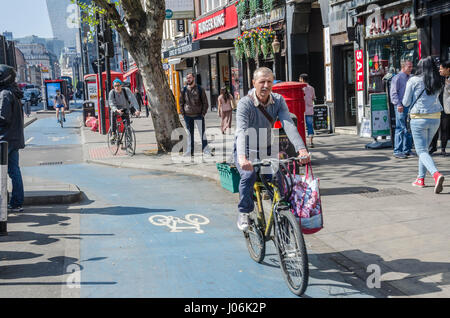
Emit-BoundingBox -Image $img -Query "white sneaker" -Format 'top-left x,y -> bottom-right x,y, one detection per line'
237,213 -> 250,232
203,146 -> 214,157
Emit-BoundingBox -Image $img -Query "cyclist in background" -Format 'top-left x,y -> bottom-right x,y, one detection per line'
108,79 -> 140,140
54,90 -> 67,124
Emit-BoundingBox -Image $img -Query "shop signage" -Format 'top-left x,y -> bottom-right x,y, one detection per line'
191,4 -> 238,41
355,50 -> 364,92
370,93 -> 390,137
168,43 -> 193,57
241,6 -> 285,31
366,7 -> 416,38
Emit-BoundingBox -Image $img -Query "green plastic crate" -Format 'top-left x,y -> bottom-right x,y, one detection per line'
216,162 -> 241,193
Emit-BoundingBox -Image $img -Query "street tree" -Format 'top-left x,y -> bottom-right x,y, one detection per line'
76,0 -> 182,153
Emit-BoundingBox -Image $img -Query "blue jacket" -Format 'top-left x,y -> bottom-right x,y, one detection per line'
402,76 -> 442,115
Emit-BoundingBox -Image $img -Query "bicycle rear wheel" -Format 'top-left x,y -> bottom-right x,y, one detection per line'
244,211 -> 266,263
124,126 -> 136,156
107,127 -> 120,155
274,209 -> 309,296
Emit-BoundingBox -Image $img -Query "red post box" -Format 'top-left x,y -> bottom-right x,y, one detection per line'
272,82 -> 307,144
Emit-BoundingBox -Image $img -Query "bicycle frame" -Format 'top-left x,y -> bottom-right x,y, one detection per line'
253,180 -> 283,241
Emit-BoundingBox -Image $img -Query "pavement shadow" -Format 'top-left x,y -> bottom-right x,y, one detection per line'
81,206 -> 176,216
0,256 -> 80,280
318,249 -> 450,297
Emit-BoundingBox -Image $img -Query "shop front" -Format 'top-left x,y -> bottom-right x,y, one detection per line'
355,1 -> 419,138
163,2 -> 241,110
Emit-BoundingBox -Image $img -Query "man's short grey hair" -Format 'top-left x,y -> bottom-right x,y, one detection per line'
401,59 -> 413,67
253,67 -> 274,80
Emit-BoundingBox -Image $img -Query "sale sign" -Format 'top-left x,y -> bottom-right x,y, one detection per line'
355,50 -> 364,92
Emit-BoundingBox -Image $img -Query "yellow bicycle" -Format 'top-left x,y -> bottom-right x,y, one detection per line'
244,158 -> 309,296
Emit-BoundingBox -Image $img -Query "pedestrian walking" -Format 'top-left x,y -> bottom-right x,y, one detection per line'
23,100 -> 31,118
179,73 -> 212,157
390,59 -> 414,159
218,87 -> 234,135
403,56 -> 445,193
234,67 -> 310,231
0,64 -> 25,212
143,93 -> 150,118
299,74 -> 316,148
429,60 -> 450,156
134,88 -> 144,117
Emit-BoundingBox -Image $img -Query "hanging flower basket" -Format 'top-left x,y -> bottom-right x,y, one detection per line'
249,0 -> 259,17
249,29 -> 260,59
262,0 -> 273,13
242,31 -> 252,59
258,28 -> 275,59
234,36 -> 245,60
236,0 -> 248,21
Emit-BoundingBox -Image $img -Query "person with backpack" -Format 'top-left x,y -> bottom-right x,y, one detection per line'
0,64 -> 25,212
234,67 -> 311,231
108,79 -> 140,140
179,73 -> 212,157
403,56 -> 445,193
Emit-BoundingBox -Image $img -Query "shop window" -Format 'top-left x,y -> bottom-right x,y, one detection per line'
367,32 -> 419,94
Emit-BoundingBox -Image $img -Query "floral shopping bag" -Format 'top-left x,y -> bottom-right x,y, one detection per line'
289,163 -> 323,234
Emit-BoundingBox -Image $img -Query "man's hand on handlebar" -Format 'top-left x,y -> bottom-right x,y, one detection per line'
238,155 -> 253,171
298,148 -> 311,164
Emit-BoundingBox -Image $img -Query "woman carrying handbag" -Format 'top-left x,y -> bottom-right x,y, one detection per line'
403,57 -> 445,193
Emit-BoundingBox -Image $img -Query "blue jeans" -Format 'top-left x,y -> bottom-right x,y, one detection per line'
233,145 -> 276,214
184,115 -> 208,154
305,115 -> 314,136
394,106 -> 413,155
410,118 -> 440,178
8,148 -> 24,207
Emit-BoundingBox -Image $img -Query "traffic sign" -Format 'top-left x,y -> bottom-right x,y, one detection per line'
165,9 -> 173,19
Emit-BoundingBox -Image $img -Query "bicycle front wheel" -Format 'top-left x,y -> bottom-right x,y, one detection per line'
124,126 -> 136,156
59,111 -> 64,128
244,211 -> 266,263
274,209 -> 309,296
107,128 -> 120,155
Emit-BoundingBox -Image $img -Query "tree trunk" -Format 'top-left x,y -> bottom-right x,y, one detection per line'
92,0 -> 183,153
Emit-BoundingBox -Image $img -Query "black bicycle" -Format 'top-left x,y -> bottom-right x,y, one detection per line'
106,109 -> 136,156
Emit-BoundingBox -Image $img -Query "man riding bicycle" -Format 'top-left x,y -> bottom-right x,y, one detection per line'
108,79 -> 140,141
54,90 -> 67,124
234,67 -> 311,231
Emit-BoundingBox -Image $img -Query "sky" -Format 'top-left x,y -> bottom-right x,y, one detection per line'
0,0 -> 53,38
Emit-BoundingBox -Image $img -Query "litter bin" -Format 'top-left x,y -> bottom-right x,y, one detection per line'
82,101 -> 95,126
272,82 -> 307,144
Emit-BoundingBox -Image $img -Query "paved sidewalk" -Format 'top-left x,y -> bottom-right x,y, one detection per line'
7,114 -> 83,207
81,109 -> 450,297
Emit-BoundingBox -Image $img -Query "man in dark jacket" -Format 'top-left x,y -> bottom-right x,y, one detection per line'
179,73 -> 212,156
0,65 -> 25,212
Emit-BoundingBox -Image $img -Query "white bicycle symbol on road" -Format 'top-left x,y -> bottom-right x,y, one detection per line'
148,214 -> 210,234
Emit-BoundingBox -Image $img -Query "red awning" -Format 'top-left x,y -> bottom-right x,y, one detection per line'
123,67 -> 139,79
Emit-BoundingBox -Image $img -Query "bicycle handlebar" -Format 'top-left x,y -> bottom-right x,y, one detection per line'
252,156 -> 310,167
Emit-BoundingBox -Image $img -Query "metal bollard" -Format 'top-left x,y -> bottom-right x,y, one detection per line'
0,141 -> 8,236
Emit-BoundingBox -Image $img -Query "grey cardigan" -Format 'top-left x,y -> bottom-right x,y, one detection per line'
235,90 -> 306,157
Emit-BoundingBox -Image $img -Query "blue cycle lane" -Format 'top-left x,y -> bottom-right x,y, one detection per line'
21,112 -> 376,298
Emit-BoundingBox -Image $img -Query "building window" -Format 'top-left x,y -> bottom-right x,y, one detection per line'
202,0 -> 228,15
